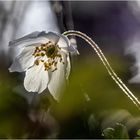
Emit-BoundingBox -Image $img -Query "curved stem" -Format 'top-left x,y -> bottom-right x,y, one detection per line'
63,30 -> 140,110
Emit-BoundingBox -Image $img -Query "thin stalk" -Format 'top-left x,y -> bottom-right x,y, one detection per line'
63,30 -> 140,110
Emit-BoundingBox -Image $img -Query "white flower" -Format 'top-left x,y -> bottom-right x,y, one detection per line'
9,31 -> 77,100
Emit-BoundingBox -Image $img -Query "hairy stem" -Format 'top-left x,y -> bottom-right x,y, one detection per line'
63,30 -> 140,110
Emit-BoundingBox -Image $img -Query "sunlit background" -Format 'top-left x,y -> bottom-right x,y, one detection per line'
0,0 -> 140,139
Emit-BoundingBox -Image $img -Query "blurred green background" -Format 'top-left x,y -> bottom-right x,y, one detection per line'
0,54 -> 140,138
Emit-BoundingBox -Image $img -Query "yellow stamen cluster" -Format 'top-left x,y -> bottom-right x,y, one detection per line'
32,41 -> 64,72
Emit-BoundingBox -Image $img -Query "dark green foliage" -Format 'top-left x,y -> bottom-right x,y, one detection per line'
102,123 -> 129,139
0,56 -> 140,138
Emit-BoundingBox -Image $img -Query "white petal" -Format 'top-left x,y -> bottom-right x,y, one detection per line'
9,46 -> 35,72
42,32 -> 60,44
48,52 -> 67,100
9,33 -> 48,48
24,63 -> 49,93
58,35 -> 79,54
9,31 -> 60,49
68,38 -> 79,54
57,34 -> 70,48
62,45 -> 79,55
9,31 -> 42,46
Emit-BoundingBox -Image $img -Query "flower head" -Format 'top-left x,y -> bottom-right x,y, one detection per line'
9,31 -> 77,100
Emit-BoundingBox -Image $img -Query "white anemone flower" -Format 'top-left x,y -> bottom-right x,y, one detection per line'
9,31 -> 77,100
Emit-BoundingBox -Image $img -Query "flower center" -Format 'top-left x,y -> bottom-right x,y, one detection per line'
32,41 -> 64,72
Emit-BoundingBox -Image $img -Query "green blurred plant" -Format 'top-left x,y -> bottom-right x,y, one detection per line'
102,123 -> 129,139
0,55 -> 140,138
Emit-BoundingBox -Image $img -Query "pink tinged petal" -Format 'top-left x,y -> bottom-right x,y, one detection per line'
48,52 -> 68,100
24,63 -> 49,93
9,46 -> 35,72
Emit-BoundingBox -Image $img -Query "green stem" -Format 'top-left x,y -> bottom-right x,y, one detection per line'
63,30 -> 140,110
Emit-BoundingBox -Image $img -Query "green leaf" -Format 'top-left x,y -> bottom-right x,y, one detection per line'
134,129 -> 140,139
113,123 -> 129,139
102,127 -> 115,139
102,123 -> 129,139
137,129 -> 140,137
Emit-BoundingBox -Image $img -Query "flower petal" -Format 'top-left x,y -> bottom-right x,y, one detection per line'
57,34 -> 70,48
58,35 -> 79,54
24,63 -> 49,93
9,32 -> 45,47
9,31 -> 60,48
9,46 -> 35,72
40,31 -> 60,44
62,45 -> 79,54
68,38 -> 79,54
48,52 -> 68,100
